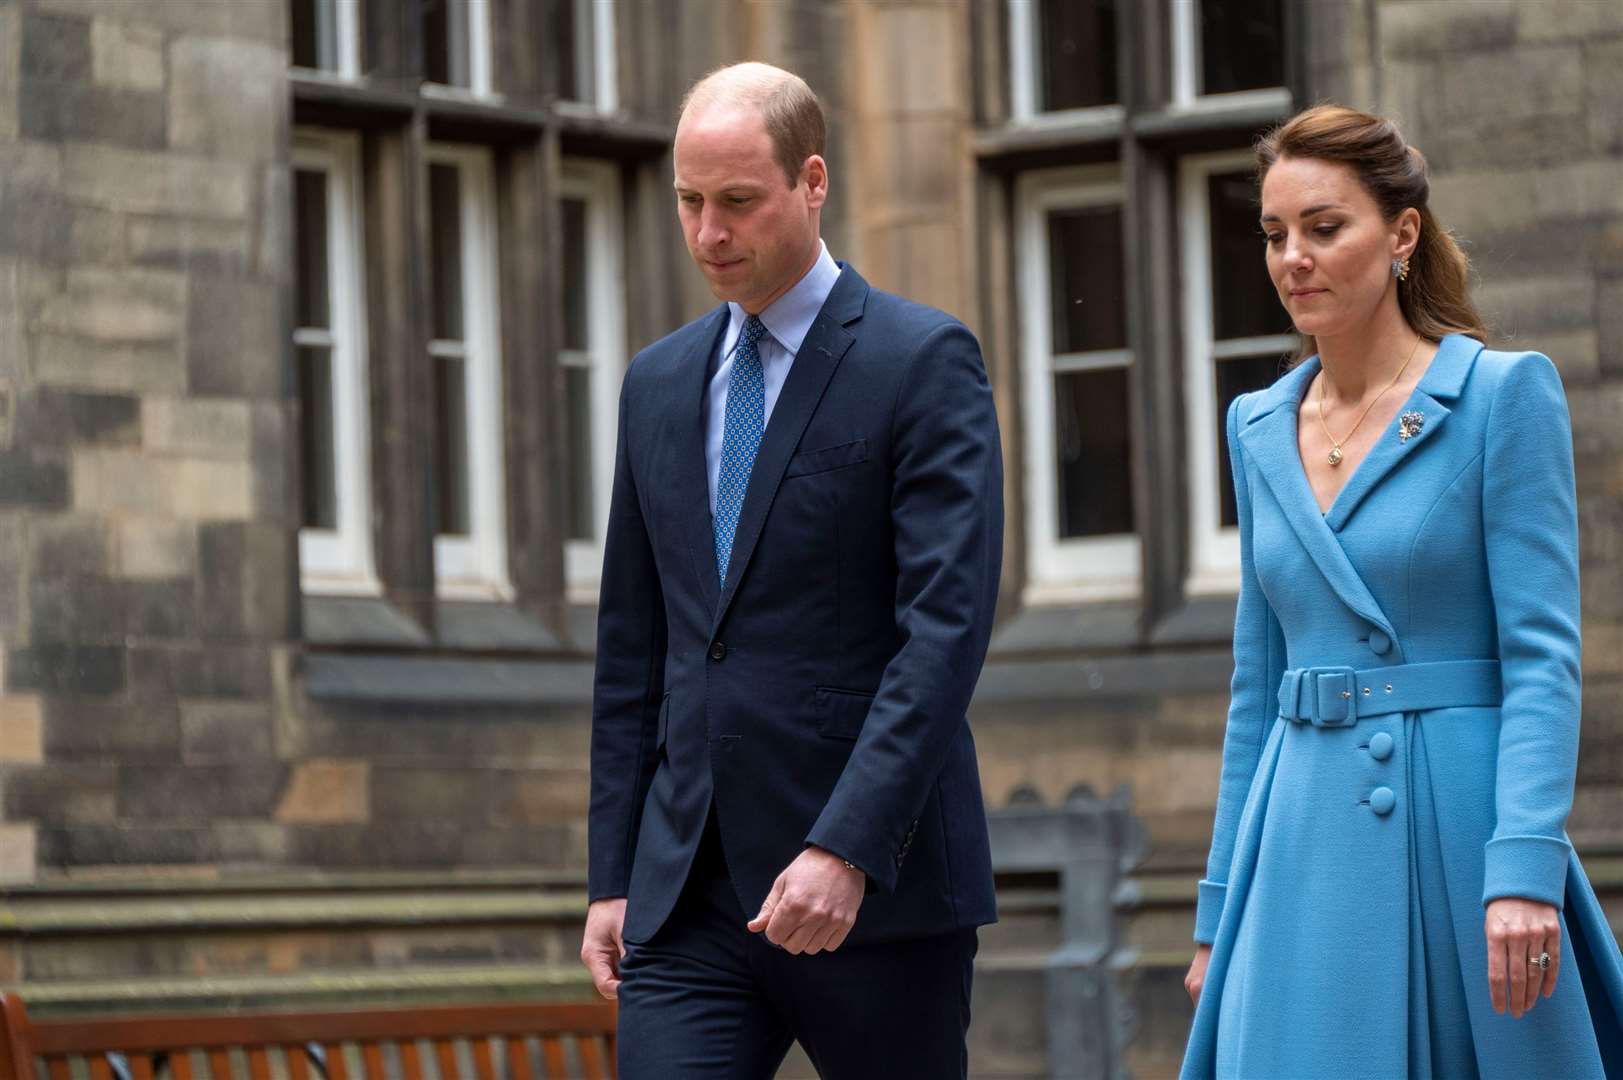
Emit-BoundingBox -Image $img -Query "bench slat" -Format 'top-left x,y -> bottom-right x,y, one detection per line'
539,1035 -> 567,1079
130,1053 -> 155,1080
172,1050 -> 195,1080
285,1047 -> 310,1080
433,1039 -> 457,1080
578,1036 -> 609,1080
319,1044 -> 347,1080
399,1041 -> 423,1080
207,1048 -> 232,1080
503,1038 -> 531,1080
360,1042 -> 385,1080
470,1038 -> 496,1080
246,1047 -> 270,1080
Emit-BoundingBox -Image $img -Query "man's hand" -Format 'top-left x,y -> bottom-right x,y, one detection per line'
747,846 -> 865,955
580,897 -> 629,999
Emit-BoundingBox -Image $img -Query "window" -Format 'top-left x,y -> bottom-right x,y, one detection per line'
293,131 -> 375,594
426,145 -> 509,597
1181,150 -> 1295,594
1017,166 -> 1139,600
1007,0 -> 1120,121
559,160 -> 626,599
423,0 -> 492,96
289,0 -> 359,79
1170,0 -> 1286,106
556,0 -> 619,111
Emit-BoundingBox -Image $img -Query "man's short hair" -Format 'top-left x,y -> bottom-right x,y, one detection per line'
679,63 -> 826,188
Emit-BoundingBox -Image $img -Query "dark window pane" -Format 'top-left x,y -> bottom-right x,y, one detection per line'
434,355 -> 471,537
429,163 -> 465,341
1041,0 -> 1117,111
291,0 -> 321,69
298,345 -> 338,529
424,0 -> 470,86
557,0 -> 596,101
565,366 -> 594,541
1200,0 -> 1284,95
1208,171 -> 1289,340
1055,367 -> 1134,538
561,197 -> 589,351
1048,205 -> 1125,354
1214,352 -> 1286,527
293,169 -> 330,330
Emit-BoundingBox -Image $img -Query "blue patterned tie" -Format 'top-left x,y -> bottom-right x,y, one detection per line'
714,316 -> 767,586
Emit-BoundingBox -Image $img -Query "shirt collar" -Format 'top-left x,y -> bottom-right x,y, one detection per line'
725,241 -> 841,358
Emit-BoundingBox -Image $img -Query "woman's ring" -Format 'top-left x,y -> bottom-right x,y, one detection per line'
1529,952 -> 1551,971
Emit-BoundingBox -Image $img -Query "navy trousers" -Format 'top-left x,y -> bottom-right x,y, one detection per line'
616,811 -> 978,1079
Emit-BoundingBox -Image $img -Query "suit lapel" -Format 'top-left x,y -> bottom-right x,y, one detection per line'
710,268 -> 867,632
1238,362 -> 1398,640
674,307 -> 729,615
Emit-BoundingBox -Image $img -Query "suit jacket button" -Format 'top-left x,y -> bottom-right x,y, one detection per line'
1368,628 -> 1392,656
1370,787 -> 1396,816
709,642 -> 727,662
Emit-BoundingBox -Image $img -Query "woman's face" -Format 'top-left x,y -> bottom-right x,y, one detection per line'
1259,155 -> 1415,340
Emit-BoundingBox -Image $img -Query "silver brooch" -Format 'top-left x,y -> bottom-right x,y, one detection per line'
1398,411 -> 1425,443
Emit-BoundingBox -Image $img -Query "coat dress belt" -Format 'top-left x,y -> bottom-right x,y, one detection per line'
1277,659 -> 1502,728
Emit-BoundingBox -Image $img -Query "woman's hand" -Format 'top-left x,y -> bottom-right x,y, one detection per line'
1485,897 -> 1561,1018
1185,944 -> 1213,1005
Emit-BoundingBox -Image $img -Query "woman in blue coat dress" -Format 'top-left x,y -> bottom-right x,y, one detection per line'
1180,105 -> 1623,1078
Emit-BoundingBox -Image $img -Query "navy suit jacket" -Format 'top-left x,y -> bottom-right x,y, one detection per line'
587,266 -> 1003,947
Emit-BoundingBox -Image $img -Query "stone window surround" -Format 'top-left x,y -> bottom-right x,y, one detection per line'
293,129 -> 380,597
290,0 -> 672,677
289,0 -> 363,80
973,0 -> 1307,654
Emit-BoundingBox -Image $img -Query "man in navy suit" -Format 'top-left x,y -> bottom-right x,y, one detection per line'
580,61 -> 1003,1079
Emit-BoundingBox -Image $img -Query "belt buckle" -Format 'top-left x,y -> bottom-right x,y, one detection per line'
1309,667 -> 1357,727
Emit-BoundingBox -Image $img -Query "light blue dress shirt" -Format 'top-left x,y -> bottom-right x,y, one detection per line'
705,241 -> 842,516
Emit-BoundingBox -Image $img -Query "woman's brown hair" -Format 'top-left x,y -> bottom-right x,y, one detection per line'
1256,105 -> 1489,362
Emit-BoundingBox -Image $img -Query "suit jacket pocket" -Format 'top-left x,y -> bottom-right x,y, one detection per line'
655,692 -> 672,756
815,686 -> 875,740
785,438 -> 868,478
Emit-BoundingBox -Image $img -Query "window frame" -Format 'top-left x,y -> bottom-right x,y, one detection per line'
1168,0 -> 1292,112
1179,148 -> 1295,596
559,159 -> 627,602
421,0 -> 494,99
425,142 -> 510,599
293,129 -> 377,596
289,0 -> 361,81
1005,0 -> 1126,127
1016,164 -> 1141,603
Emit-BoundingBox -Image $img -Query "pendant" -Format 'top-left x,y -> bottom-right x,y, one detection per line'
1327,446 -> 1344,467
1399,411 -> 1425,443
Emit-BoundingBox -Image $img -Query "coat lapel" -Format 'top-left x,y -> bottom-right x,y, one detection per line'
1237,361 -> 1398,640
1322,334 -> 1481,530
710,268 -> 867,632
674,306 -> 730,615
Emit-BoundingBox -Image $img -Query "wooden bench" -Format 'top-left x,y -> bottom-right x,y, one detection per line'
0,994 -> 617,1080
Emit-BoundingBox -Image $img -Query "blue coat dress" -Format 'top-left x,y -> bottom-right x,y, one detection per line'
1181,334 -> 1623,1078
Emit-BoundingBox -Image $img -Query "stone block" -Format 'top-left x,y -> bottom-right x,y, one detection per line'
187,278 -> 284,398
142,397 -> 253,458
212,821 -> 290,863
0,449 -> 68,510
71,450 -> 254,520
33,0 -> 284,44
1531,159 -> 1623,221
180,699 -> 273,762
62,145 -> 252,220
20,78 -> 166,149
275,759 -> 368,824
12,389 -> 140,448
2,762 -> 117,822
90,17 -> 163,91
286,823 -> 469,868
0,7 -> 18,141
116,517 -> 197,581
859,220 -> 966,320
36,266 -> 185,344
1435,44 -> 1585,128
120,578 -> 195,640
42,693 -> 179,762
0,513 -> 22,637
128,643 -> 272,702
0,696 -> 43,764
1431,168 -> 1543,238
0,140 -> 63,193
29,513 -> 109,579
1585,38 -> 1623,154
1515,0 -> 1623,42
28,572 -> 124,644
1599,277 -> 1623,375
36,824 -> 213,866
1377,1 -> 1518,60
854,4 -> 964,118
19,12 -> 89,82
498,770 -> 592,827
198,522 -> 292,642
118,763 -> 289,822
4,644 -> 125,696
855,114 -> 964,220
0,825 -> 35,884
29,335 -> 185,395
167,36 -> 285,159
127,215 -> 253,276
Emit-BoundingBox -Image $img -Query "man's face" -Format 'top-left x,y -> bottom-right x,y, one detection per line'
673,105 -> 826,314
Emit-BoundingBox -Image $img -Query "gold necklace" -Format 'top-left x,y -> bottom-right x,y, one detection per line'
1317,334 -> 1423,467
